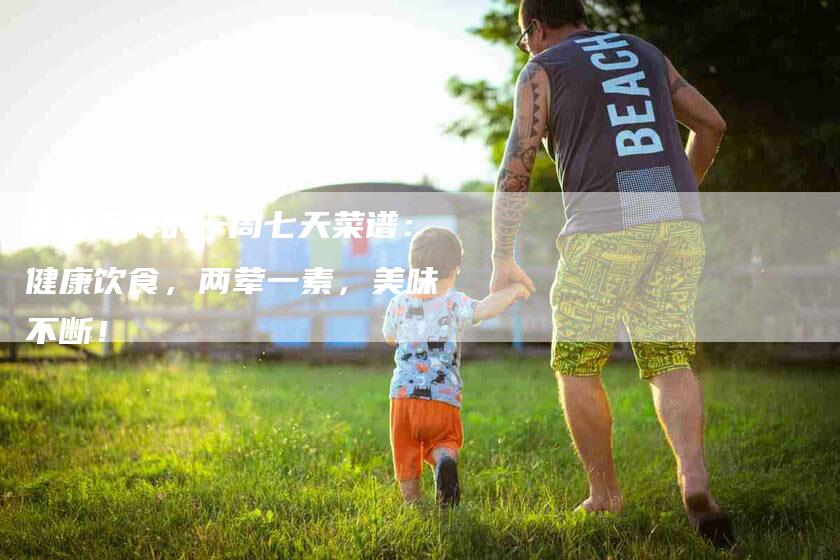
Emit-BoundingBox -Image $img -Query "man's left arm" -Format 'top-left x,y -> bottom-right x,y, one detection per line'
490,61 -> 550,294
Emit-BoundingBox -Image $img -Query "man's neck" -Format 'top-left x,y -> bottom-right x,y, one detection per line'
541,24 -> 589,52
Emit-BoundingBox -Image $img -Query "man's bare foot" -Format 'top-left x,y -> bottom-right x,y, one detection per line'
685,493 -> 737,551
574,494 -> 624,514
679,473 -> 736,549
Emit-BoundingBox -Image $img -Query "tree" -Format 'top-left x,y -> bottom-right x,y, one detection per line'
69,233 -> 200,308
0,246 -> 65,271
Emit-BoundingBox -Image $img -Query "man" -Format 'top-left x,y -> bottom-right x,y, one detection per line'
489,0 -> 734,550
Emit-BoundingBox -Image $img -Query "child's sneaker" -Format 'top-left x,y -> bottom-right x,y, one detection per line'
434,456 -> 460,506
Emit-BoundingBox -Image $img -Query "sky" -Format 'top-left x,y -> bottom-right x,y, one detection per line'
0,0 -> 512,252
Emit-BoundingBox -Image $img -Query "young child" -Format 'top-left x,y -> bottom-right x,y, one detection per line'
382,226 -> 530,505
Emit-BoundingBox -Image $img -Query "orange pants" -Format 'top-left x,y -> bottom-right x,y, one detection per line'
389,398 -> 463,481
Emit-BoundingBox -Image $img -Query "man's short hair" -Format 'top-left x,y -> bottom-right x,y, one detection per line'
409,227 -> 463,279
519,0 -> 587,30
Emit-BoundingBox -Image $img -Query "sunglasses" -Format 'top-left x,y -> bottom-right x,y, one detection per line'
516,20 -> 536,54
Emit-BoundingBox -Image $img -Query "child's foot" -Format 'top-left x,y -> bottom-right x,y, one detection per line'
434,456 -> 460,507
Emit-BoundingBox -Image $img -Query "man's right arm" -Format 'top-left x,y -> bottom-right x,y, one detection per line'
666,58 -> 727,186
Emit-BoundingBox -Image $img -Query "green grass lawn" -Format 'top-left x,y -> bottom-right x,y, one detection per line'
1,357 -> 839,559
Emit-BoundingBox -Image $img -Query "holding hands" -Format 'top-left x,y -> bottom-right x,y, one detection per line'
474,274 -> 533,323
490,258 -> 536,296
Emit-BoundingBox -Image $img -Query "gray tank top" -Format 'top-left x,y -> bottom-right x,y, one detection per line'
531,30 -> 703,235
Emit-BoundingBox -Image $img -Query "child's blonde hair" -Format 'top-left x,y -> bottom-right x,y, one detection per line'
409,227 -> 463,279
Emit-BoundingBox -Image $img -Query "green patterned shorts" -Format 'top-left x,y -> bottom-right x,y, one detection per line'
550,220 -> 705,380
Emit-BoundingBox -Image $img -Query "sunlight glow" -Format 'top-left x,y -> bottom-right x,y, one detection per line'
0,0 -> 509,252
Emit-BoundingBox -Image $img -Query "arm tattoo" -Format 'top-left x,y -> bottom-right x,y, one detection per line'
670,75 -> 689,95
492,63 -> 547,260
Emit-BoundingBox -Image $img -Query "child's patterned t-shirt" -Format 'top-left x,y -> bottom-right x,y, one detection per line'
382,289 -> 480,409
